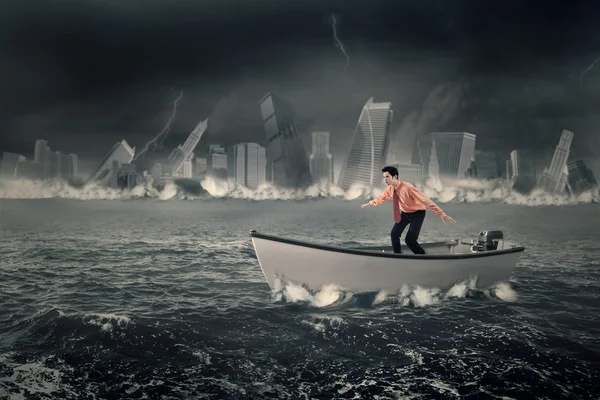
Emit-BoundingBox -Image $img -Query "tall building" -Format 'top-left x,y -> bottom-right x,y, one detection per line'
207,145 -> 227,179
47,151 -> 62,179
390,164 -> 422,186
117,163 -> 137,189
69,154 -> 78,179
182,156 -> 193,179
226,143 -> 267,189
338,97 -> 393,190
195,157 -> 207,177
309,131 -> 334,184
34,140 -> 48,179
538,129 -> 574,193
471,151 -> 503,179
259,92 -> 312,188
567,160 -> 597,194
87,140 -> 136,186
169,119 -> 208,177
228,144 -> 246,183
510,149 -> 536,193
15,159 -> 40,180
430,132 -> 476,180
150,163 -> 162,184
427,140 -> 440,180
252,143 -> 267,189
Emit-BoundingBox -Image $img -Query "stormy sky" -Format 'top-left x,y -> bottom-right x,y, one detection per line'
2,0 -> 600,175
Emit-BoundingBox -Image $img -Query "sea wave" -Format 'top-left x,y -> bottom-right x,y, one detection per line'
0,176 -> 598,206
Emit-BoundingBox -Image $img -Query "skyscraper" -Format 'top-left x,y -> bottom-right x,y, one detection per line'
309,132 -> 334,184
182,156 -> 193,179
566,160 -> 597,194
60,153 -> 74,180
226,143 -> 267,189
259,92 -> 312,188
169,119 -> 208,177
195,157 -> 207,177
34,139 -> 48,179
428,140 -> 440,180
538,129 -> 574,193
470,151 -> 503,180
245,143 -> 267,189
338,97 -> 393,190
390,164 -> 422,186
87,140 -> 136,186
207,145 -> 227,179
430,132 -> 476,180
510,149 -> 536,193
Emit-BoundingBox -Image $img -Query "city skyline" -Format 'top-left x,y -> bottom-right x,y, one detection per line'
1,120 -> 597,197
2,1 -> 600,177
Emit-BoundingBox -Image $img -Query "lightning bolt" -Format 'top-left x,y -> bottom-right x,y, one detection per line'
331,14 -> 350,74
133,89 -> 183,161
580,56 -> 600,88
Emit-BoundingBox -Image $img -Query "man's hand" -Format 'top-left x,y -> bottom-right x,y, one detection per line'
361,203 -> 371,208
440,213 -> 456,223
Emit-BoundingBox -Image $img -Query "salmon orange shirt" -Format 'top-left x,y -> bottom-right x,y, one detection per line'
368,181 -> 445,216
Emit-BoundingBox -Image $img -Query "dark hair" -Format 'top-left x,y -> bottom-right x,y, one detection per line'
382,166 -> 399,179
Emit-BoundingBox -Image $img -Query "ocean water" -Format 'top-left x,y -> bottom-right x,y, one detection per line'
1,196 -> 599,399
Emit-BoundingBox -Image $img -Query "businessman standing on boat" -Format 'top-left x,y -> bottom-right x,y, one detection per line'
361,166 -> 455,254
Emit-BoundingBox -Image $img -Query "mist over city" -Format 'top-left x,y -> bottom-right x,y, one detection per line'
1,0 -> 600,200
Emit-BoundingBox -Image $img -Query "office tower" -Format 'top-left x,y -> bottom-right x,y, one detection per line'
15,159 -> 40,179
46,150 -> 62,179
207,145 -> 227,179
195,157 -> 207,177
338,97 -> 393,190
510,149 -> 536,193
181,155 -> 193,179
259,92 -> 312,188
567,160 -> 597,194
117,163 -> 137,189
226,143 -> 267,189
430,132 -> 476,180
428,140 -> 440,180
69,154 -> 78,179
34,139 -> 48,179
169,119 -> 208,177
472,151 -> 502,179
309,132 -> 334,184
88,140 -> 136,186
390,164 -> 422,186
538,129 -> 574,193
228,144 -> 246,184
254,144 -> 267,188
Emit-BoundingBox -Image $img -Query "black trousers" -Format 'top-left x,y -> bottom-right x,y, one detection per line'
390,210 -> 426,254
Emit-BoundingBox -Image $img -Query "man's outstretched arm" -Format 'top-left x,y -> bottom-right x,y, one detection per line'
361,187 -> 392,208
410,187 -> 456,223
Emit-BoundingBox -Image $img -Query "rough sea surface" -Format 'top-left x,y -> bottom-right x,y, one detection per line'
1,198 -> 599,399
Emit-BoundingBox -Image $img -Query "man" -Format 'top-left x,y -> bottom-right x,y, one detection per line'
361,166 -> 455,254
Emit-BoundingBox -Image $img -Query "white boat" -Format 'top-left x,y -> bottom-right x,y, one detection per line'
249,230 -> 525,293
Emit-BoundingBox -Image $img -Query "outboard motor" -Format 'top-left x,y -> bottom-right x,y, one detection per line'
474,230 -> 504,251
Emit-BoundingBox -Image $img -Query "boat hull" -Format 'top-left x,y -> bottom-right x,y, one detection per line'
250,232 -> 524,292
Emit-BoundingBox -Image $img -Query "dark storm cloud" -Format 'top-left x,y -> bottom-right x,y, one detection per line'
2,0 -> 600,168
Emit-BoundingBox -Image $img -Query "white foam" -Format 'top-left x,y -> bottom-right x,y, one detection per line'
83,313 -> 132,332
2,176 -> 597,206
271,276 -> 503,309
493,282 -> 518,302
0,354 -> 74,398
272,279 -> 347,308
